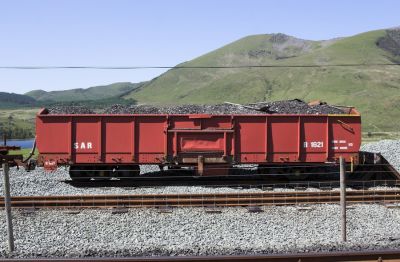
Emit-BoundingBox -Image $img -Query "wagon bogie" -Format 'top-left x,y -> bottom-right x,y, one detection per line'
115,165 -> 140,178
69,165 -> 91,181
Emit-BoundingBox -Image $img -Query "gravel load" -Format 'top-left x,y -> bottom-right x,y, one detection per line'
361,140 -> 400,173
46,99 -> 346,115
1,204 -> 400,258
103,104 -> 263,115
47,106 -> 95,114
248,99 -> 345,115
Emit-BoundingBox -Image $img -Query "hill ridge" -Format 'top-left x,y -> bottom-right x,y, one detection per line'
25,82 -> 144,102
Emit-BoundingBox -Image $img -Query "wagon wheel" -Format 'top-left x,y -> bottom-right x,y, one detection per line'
69,165 -> 91,181
285,167 -> 309,181
117,165 -> 140,178
257,165 -> 270,175
92,166 -> 112,180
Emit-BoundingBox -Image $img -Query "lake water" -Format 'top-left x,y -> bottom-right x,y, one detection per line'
4,139 -> 34,149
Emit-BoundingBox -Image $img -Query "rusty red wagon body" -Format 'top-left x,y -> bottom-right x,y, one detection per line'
36,108 -> 361,177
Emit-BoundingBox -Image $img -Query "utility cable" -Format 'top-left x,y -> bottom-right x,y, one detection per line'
0,63 -> 399,70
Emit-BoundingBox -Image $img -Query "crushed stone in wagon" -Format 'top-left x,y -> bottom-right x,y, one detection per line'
47,99 -> 346,115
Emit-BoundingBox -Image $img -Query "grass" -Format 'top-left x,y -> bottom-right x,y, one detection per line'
0,108 -> 39,120
361,132 -> 400,144
0,108 -> 39,138
8,148 -> 37,159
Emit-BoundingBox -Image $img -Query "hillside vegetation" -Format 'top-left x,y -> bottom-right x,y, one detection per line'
26,82 -> 143,102
125,29 -> 400,131
0,92 -> 37,108
0,108 -> 37,139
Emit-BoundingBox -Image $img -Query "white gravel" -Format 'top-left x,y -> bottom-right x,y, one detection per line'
361,140 -> 400,172
0,204 -> 400,258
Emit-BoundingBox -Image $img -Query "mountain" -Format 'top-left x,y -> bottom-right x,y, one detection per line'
124,29 -> 400,131
24,90 -> 47,100
0,92 -> 37,108
26,82 -> 144,102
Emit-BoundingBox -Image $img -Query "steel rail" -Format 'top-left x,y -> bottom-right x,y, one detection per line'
1,190 -> 400,209
2,249 -> 400,261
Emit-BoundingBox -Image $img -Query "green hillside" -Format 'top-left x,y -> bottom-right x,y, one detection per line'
26,82 -> 144,102
0,108 -> 38,139
125,29 -> 400,131
0,92 -> 37,108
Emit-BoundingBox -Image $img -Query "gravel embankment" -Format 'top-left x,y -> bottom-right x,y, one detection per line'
1,205 -> 400,258
361,140 -> 400,172
47,99 -> 345,115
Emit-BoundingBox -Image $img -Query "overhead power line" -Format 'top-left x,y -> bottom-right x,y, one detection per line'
0,63 -> 399,70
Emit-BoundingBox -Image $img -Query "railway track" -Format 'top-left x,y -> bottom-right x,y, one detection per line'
2,190 -> 400,209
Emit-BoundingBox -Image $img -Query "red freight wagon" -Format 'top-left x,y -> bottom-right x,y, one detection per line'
36,108 -> 361,179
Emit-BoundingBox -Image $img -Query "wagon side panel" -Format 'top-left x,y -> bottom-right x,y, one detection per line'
168,115 -> 234,164
330,115 -> 362,162
236,116 -> 267,163
136,116 -> 167,163
71,116 -> 102,164
302,116 -> 329,162
104,116 -> 135,164
36,115 -> 73,168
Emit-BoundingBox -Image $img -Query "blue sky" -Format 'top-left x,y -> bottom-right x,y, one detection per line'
0,0 -> 399,94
